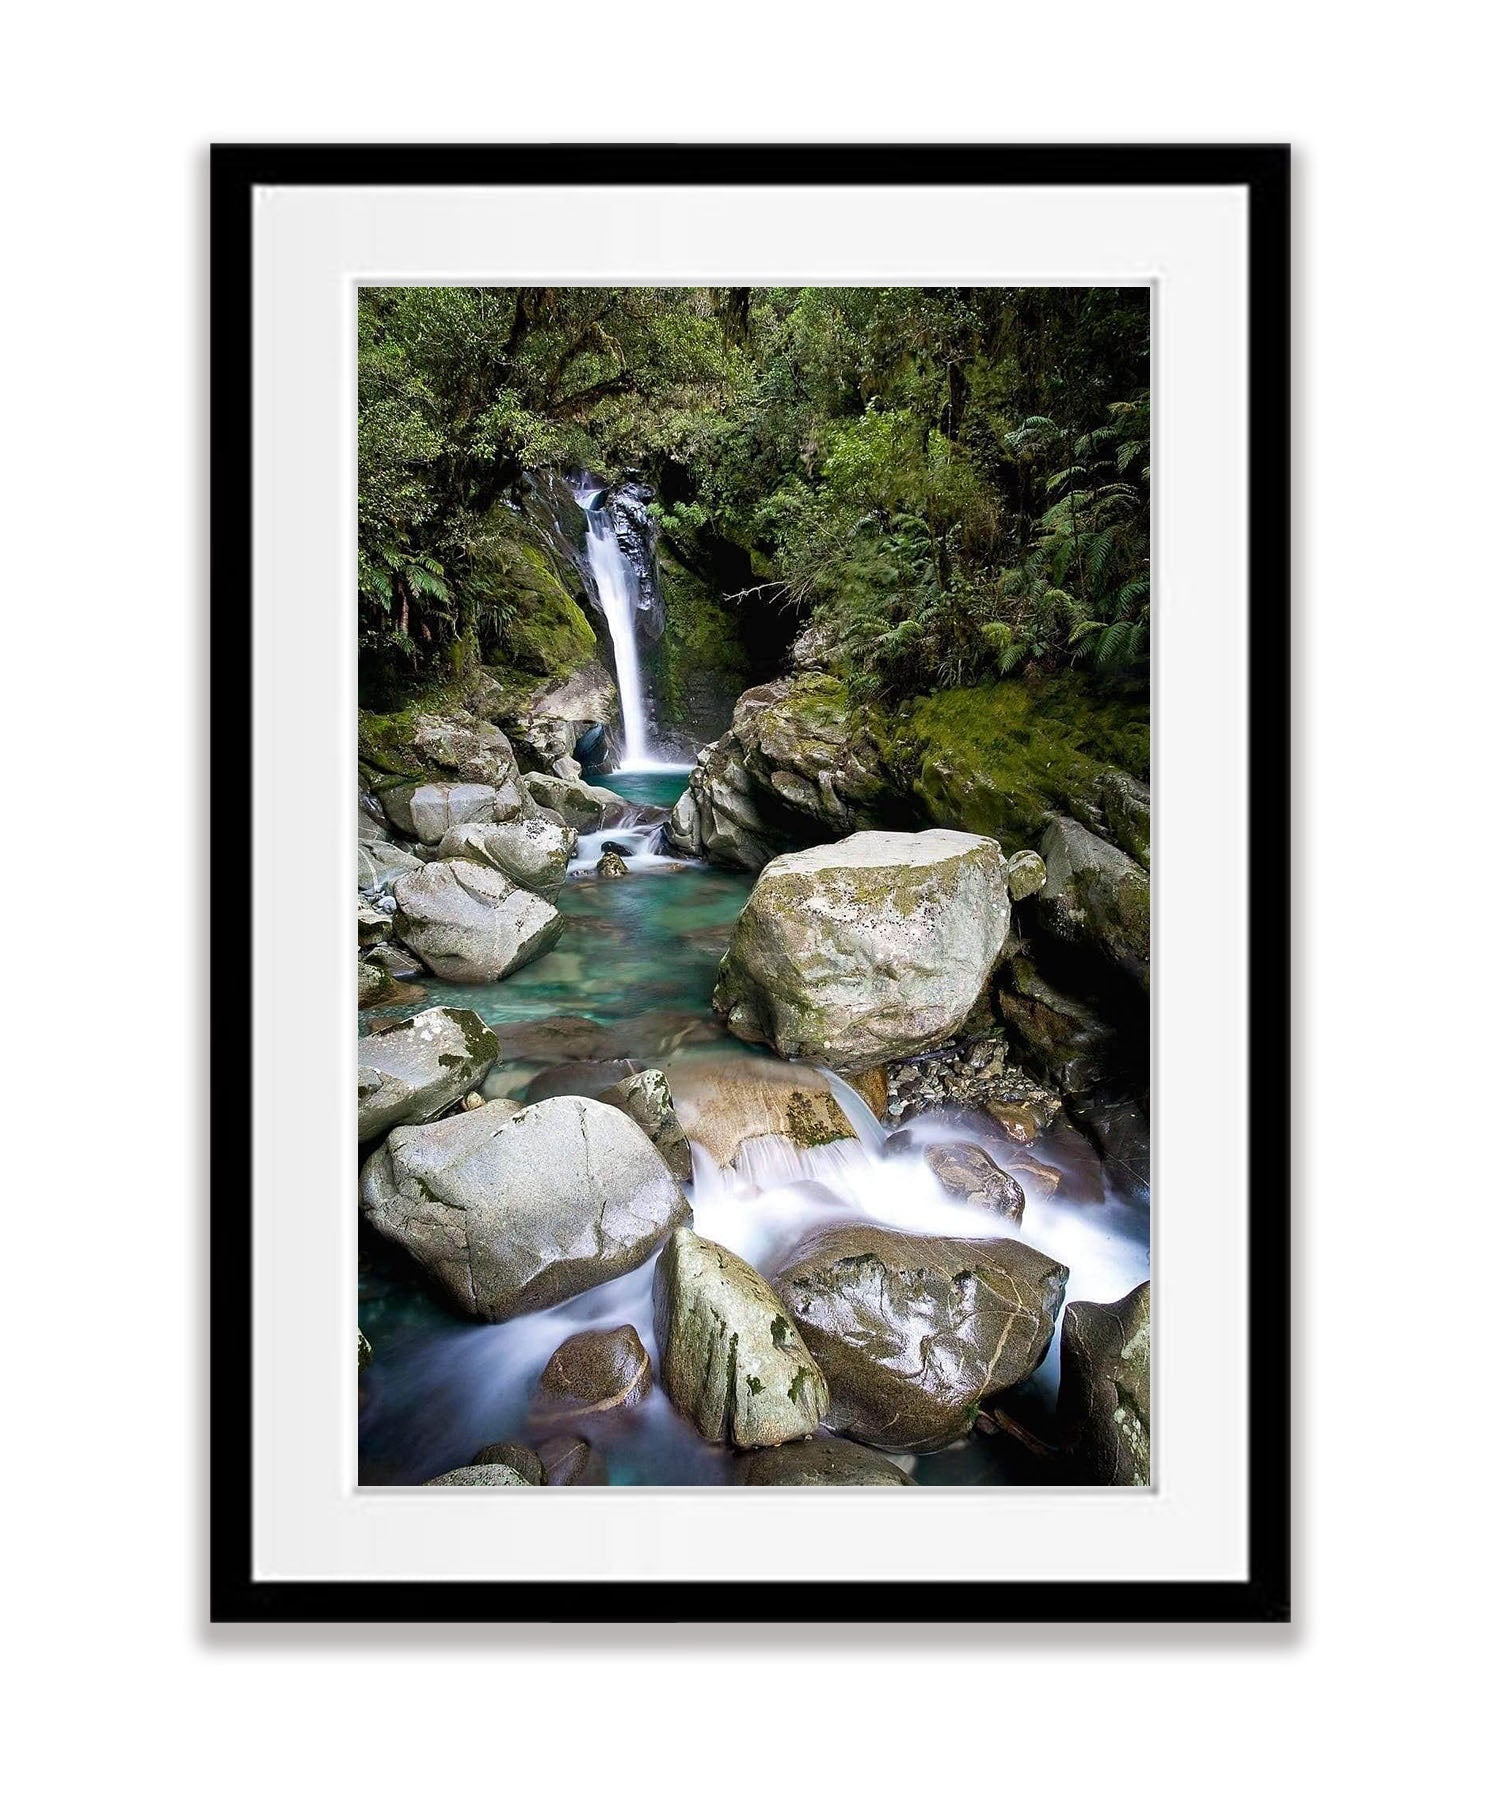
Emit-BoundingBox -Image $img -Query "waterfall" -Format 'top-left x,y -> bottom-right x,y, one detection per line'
572,475 -> 653,769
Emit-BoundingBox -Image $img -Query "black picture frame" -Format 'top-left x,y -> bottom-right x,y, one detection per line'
210,143 -> 1290,1626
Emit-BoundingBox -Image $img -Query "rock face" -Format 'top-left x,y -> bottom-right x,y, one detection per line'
924,1143 -> 1026,1222
1058,1281 -> 1150,1485
596,850 -> 629,879
392,860 -> 564,982
424,1463 -> 531,1487
713,830 -> 1011,1073
734,1438 -> 915,1486
598,1068 -> 694,1181
653,1228 -> 829,1448
533,1325 -> 653,1421
1036,816 -> 1150,990
356,1006 -> 498,1142
359,1095 -> 690,1321
776,1227 -> 1068,1452
665,677 -> 894,871
666,1054 -> 856,1169
521,771 -> 622,833
435,817 -> 574,897
1094,769 -> 1151,869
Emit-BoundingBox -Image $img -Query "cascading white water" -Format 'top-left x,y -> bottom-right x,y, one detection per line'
573,477 -> 653,768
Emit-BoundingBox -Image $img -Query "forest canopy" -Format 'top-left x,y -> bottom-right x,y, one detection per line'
358,286 -> 1150,704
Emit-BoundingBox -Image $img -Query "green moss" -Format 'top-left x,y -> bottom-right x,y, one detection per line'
646,543 -> 754,740
904,675 -> 1149,850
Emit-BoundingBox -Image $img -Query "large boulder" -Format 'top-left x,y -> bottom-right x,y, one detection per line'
356,1006 -> 497,1142
1035,816 -> 1150,990
663,676 -> 896,871
392,860 -> 564,982
1057,1281 -> 1150,1485
532,1325 -> 653,1422
381,780 -> 512,844
1093,769 -> 1151,869
712,829 -> 1011,1073
503,657 -> 619,774
653,1228 -> 829,1448
424,1463 -> 531,1487
597,1068 -> 693,1181
473,1441 -> 545,1484
358,705 -> 531,810
775,1226 -> 1068,1451
666,1053 -> 856,1170
359,1094 -> 689,1321
734,1438 -> 915,1486
435,816 -> 574,898
521,771 -> 622,833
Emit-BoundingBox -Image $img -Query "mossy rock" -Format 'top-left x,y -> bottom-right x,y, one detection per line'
904,676 -> 1149,851
646,542 -> 755,743
473,507 -> 598,684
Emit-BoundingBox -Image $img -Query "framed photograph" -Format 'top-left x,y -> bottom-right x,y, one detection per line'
212,143 -> 1289,1623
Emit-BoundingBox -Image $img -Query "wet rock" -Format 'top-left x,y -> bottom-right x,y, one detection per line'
1066,1089 -> 1151,1203
596,850 -> 629,879
425,1463 -> 532,1487
1006,1153 -> 1063,1199
533,1325 -> 653,1421
359,1094 -> 689,1321
735,1438 -> 915,1486
473,1441 -> 545,1484
983,1081 -> 1065,1144
537,1434 -> 607,1485
654,1228 -> 829,1448
843,1066 -> 889,1122
489,1009 -> 722,1065
357,1329 -> 373,1371
521,771 -> 623,833
393,860 -> 564,983
1005,849 -> 1048,900
525,1059 -> 642,1104
668,1054 -> 856,1169
357,1005 -> 498,1142
598,1067 -> 694,1181
713,829 -> 1011,1073
435,816 -> 574,898
924,1143 -> 1026,1222
1036,816 -> 1150,991
776,1226 -> 1068,1452
1058,1281 -> 1150,1485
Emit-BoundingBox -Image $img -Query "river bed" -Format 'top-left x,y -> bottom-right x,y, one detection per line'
358,769 -> 1150,1486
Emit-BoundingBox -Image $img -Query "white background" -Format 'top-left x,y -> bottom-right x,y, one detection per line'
5,2 -> 1494,1795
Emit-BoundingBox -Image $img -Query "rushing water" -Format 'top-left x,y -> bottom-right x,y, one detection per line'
572,477 -> 657,769
359,770 -> 1150,1487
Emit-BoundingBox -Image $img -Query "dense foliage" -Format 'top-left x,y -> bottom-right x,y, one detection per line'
358,286 -> 1149,701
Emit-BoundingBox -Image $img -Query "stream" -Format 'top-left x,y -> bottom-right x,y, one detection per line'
358,768 -> 1150,1487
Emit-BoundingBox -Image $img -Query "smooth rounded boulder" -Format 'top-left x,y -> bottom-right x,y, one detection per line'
1057,1280 -> 1150,1485
712,829 -> 1011,1072
382,780 -> 505,845
424,1463 -> 531,1487
775,1226 -> 1068,1451
435,816 -> 573,898
734,1438 -> 914,1486
597,1067 -> 694,1181
359,1095 -> 690,1321
653,1228 -> 829,1448
356,1005 -> 498,1142
521,771 -> 622,833
533,1324 -> 653,1422
924,1142 -> 1026,1222
393,859 -> 564,982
